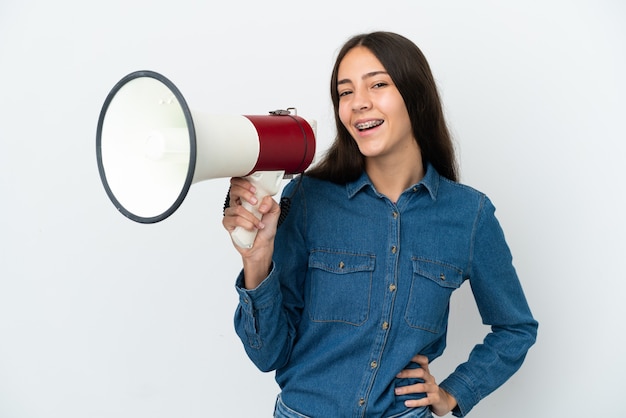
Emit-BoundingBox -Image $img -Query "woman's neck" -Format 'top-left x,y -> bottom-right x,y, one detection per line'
365,154 -> 424,203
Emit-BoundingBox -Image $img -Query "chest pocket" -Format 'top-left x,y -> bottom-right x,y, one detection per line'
308,250 -> 375,326
405,258 -> 465,334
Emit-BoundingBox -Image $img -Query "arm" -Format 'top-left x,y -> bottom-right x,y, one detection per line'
439,196 -> 538,416
224,177 -> 306,372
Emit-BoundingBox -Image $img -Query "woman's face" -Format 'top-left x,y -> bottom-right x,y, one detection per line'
337,46 -> 418,163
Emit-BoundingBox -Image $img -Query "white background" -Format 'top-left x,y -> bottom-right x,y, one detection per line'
1,1 -> 624,417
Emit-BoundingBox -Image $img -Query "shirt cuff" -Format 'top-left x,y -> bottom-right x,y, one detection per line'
234,262 -> 279,313
439,373 -> 482,417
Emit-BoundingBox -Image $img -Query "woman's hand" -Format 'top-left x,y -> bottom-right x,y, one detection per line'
222,177 -> 281,289
395,354 -> 457,416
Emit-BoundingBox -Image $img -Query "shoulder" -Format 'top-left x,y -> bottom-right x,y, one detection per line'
435,176 -> 497,215
440,176 -> 486,199
423,163 -> 487,204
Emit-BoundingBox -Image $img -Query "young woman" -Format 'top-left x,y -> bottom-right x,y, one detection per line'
222,31 -> 538,418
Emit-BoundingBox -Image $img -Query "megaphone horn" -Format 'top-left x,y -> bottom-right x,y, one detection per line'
96,70 -> 316,248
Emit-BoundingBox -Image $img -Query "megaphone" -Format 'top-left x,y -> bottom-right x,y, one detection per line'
96,70 -> 316,248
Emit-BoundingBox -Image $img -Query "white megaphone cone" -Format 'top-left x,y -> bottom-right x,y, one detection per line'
96,70 -> 316,248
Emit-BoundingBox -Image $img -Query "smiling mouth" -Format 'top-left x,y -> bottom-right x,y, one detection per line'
355,120 -> 384,131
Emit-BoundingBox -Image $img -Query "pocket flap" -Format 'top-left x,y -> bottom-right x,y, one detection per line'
411,258 -> 464,289
309,250 -> 375,274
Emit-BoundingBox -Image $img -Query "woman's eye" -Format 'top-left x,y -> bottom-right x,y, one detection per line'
338,90 -> 352,97
372,82 -> 388,89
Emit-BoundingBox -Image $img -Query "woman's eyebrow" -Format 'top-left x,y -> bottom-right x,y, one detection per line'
337,70 -> 389,86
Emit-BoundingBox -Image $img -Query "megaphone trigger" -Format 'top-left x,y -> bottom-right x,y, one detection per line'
230,170 -> 285,249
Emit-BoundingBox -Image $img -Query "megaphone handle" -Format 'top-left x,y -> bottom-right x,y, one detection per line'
231,170 -> 285,249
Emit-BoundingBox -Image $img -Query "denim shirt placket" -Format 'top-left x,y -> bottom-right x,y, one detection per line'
353,198 -> 404,417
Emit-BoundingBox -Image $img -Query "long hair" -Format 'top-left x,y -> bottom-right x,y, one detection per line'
307,31 -> 458,183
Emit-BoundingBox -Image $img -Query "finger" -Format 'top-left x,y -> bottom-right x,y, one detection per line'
404,395 -> 437,409
223,205 -> 263,231
229,177 -> 258,198
410,354 -> 429,366
399,384 -> 443,408
411,355 -> 432,375
229,183 -> 258,207
395,382 -> 428,396
229,176 -> 253,190
396,360 -> 431,379
396,367 -> 424,379
258,195 -> 279,215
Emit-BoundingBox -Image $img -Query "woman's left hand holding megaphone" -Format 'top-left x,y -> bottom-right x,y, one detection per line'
222,176 -> 281,290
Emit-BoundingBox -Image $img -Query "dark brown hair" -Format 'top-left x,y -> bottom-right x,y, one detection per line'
307,31 -> 458,183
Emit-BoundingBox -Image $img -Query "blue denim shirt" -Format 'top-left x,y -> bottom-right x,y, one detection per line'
234,164 -> 538,417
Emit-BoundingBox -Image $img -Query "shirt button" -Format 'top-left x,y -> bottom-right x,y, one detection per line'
359,398 -> 365,406
382,321 -> 389,330
389,284 -> 397,292
392,211 -> 398,219
391,246 -> 397,254
370,361 -> 378,369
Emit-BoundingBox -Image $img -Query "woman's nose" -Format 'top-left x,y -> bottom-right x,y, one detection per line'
352,89 -> 372,112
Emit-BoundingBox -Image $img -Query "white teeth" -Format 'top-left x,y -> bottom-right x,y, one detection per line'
356,120 -> 383,130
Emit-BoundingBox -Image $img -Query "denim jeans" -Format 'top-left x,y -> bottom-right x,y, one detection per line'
274,394 -> 433,418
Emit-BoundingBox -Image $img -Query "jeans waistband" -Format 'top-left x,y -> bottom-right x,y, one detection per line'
273,394 -> 432,418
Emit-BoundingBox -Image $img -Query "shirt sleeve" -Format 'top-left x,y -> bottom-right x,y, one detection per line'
439,196 -> 539,417
232,178 -> 307,373
233,264 -> 296,372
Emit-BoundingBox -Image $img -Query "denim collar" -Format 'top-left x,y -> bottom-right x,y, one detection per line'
345,162 -> 440,201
